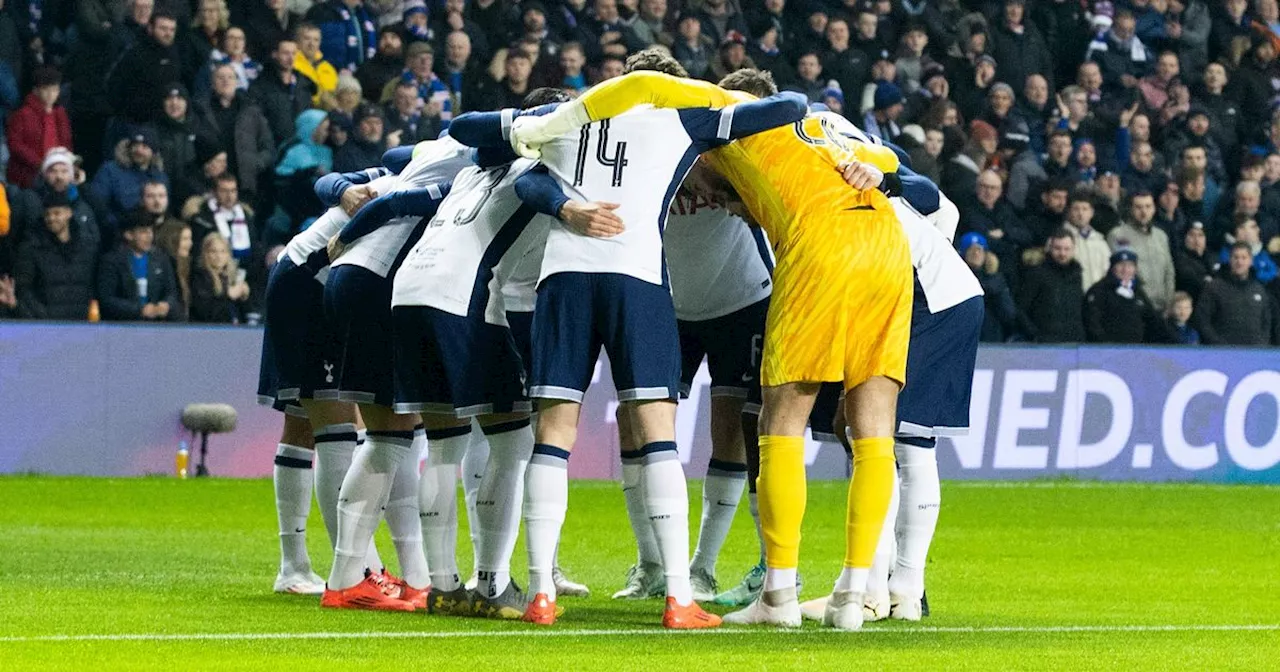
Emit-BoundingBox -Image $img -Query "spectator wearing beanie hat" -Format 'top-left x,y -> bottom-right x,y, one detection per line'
1000,118 -> 1043,212
6,65 -> 72,189
976,81 -> 1017,131
1173,220 -> 1215,301
18,148 -> 102,253
710,31 -> 756,82
902,64 -> 947,125
334,104 -> 389,173
13,190 -> 98,320
89,126 -> 169,238
747,19 -> 794,87
97,207 -> 183,322
383,42 -> 452,130
397,0 -> 433,44
959,232 -> 1017,342
1085,248 -> 1174,343
154,84 -> 200,210
863,80 -> 903,142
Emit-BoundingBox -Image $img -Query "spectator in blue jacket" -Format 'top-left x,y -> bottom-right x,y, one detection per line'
1218,215 -> 1279,285
89,127 -> 169,242
304,0 -> 376,72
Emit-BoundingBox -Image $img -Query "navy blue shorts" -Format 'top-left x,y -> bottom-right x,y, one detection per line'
897,295 -> 983,437
678,298 -> 768,399
530,272 -> 681,403
506,310 -> 534,381
325,265 -> 396,407
804,295 -> 984,441
392,305 -> 531,417
257,257 -> 340,412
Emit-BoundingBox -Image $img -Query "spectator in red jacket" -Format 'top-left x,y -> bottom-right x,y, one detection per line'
5,66 -> 72,188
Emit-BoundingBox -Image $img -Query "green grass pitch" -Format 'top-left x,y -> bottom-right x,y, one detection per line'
1,476 -> 1278,670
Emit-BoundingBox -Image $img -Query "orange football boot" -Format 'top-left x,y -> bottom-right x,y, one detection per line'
522,592 -> 558,625
321,575 -> 417,612
399,584 -> 430,611
662,597 -> 723,629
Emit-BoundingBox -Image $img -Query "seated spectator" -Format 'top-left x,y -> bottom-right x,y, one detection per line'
248,37 -> 315,147
335,104 -> 390,173
244,0 -> 301,62
383,42 -> 452,132
960,232 -> 1017,342
1218,215 -> 1279,285
1177,167 -> 1212,227
384,81 -> 438,145
863,82 -> 903,143
962,170 -> 1031,284
155,221 -> 193,320
1086,9 -> 1150,90
1000,119 -> 1041,213
191,173 -> 256,264
304,0 -> 376,73
1174,220 -> 1215,300
1166,291 -> 1200,345
1120,141 -> 1164,196
576,0 -> 647,65
695,0 -> 748,48
439,31 -> 486,111
1085,249 -> 1173,344
1196,241 -> 1280,345
88,127 -> 169,239
357,27 -> 406,99
474,51 -> 535,111
333,74 -> 364,119
1016,228 -> 1086,343
1154,179 -> 1186,243
190,234 -> 251,323
1063,192 -> 1111,290
137,181 -> 185,247
673,15 -> 713,81
632,0 -> 673,48
1027,179 -> 1071,244
709,32 -> 755,83
293,23 -> 338,109
557,42 -> 590,94
976,82 -> 1018,132
13,192 -> 96,320
1215,181 -> 1277,250
97,211 -> 182,322
907,126 -> 943,184
1018,73 -> 1052,155
208,26 -> 262,92
1107,191 -> 1175,310
19,149 -> 103,253
153,85 -> 200,210
191,64 -> 275,207
5,66 -> 72,189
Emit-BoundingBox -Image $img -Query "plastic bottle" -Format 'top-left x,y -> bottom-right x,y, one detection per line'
87,299 -> 100,323
176,441 -> 189,479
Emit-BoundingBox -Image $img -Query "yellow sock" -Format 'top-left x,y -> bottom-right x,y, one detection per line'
756,435 -> 807,569
845,436 -> 896,568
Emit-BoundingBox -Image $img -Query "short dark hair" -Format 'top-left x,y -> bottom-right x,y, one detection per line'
214,172 -> 238,186
150,11 -> 177,25
1047,227 -> 1074,242
718,69 -> 778,98
142,180 -> 167,193
1048,129 -> 1073,143
1230,240 -> 1254,256
1068,189 -> 1094,206
32,65 -> 61,88
624,48 -> 688,77
1233,212 -> 1257,230
1044,178 -> 1074,194
522,87 -> 573,108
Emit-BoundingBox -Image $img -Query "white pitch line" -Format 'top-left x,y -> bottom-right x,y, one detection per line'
2,624 -> 1277,644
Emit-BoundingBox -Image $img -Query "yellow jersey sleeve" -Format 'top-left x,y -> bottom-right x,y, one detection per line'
579,71 -> 753,120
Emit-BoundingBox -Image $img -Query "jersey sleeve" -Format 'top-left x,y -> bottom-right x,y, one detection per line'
313,167 -> 390,207
578,71 -> 753,120
514,168 -> 570,218
898,166 -> 940,215
381,146 -> 415,173
446,109 -> 521,148
677,92 -> 808,148
337,181 -> 452,243
852,142 -> 900,174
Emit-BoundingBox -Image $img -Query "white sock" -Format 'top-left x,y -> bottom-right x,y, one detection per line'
462,421 -> 490,572
313,423 -> 357,552
833,567 -> 870,594
690,460 -> 746,576
357,428 -> 384,573
621,450 -> 661,565
525,444 -> 569,599
641,442 -> 693,605
890,442 -> 941,601
327,431 -> 414,590
475,420 -> 534,597
273,443 -> 315,576
748,491 -> 764,563
764,567 -> 796,592
384,427 -> 429,589
868,469 -> 900,600
419,426 -> 470,591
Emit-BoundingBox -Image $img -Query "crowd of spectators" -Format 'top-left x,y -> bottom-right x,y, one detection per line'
0,0 -> 1278,344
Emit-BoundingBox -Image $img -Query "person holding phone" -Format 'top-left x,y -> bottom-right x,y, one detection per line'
190,235 -> 251,323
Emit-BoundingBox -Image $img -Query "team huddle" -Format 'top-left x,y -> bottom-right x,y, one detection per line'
255,48 -> 983,631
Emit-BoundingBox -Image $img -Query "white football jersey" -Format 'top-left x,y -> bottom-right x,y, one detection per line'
392,158 -> 548,326
893,197 -> 983,313
501,224 -> 547,314
664,190 -> 773,321
536,106 -> 733,286
330,139 -> 474,277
